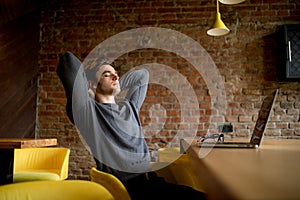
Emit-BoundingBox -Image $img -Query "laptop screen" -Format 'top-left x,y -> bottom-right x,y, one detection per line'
250,89 -> 278,146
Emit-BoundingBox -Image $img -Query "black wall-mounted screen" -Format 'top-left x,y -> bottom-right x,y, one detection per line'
277,24 -> 300,82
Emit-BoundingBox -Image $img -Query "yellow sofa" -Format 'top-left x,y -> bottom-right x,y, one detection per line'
0,180 -> 114,200
13,147 -> 70,182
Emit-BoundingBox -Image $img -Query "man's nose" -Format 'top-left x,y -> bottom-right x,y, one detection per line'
112,74 -> 119,81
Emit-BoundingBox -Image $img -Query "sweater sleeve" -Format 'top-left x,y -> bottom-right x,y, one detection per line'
119,68 -> 149,110
56,51 -> 90,124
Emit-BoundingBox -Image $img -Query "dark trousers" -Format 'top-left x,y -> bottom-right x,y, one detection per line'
123,172 -> 206,200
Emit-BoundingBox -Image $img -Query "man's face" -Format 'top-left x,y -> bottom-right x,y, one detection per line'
96,64 -> 120,96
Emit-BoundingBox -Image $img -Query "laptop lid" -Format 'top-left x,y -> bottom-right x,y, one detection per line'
196,89 -> 278,149
250,89 -> 278,146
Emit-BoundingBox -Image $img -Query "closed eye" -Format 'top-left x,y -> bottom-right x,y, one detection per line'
102,71 -> 118,78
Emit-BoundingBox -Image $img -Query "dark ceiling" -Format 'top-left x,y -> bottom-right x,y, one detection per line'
0,0 -> 52,27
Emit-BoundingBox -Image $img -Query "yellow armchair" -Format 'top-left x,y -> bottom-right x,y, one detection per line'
0,180 -> 114,200
156,147 -> 205,192
90,149 -> 206,200
13,147 -> 70,182
90,167 -> 131,200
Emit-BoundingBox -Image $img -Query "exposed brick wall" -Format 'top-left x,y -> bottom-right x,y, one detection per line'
37,0 -> 300,180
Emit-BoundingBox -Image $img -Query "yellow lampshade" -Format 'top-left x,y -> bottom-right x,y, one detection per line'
219,0 -> 246,4
207,12 -> 230,36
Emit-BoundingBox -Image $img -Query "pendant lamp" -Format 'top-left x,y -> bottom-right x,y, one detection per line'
219,0 -> 246,5
207,0 -> 230,37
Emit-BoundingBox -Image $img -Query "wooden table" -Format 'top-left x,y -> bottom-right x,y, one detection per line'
182,138 -> 300,200
0,138 -> 57,185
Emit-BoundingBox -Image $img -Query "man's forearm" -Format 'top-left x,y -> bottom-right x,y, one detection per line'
119,68 -> 149,110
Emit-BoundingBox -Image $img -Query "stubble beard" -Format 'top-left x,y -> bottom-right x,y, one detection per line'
112,85 -> 121,96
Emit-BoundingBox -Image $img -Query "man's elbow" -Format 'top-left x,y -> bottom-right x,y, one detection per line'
139,68 -> 149,84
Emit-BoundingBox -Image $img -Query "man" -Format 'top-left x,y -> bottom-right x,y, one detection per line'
57,51 -> 206,200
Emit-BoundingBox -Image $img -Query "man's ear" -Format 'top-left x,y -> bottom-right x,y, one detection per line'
88,88 -> 95,99
88,80 -> 97,98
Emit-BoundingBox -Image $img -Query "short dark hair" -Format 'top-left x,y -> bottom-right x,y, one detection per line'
85,57 -> 116,82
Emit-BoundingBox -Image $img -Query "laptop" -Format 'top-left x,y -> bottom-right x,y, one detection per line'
197,89 -> 278,149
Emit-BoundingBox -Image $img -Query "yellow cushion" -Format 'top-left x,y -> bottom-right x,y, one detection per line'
13,171 -> 60,182
0,180 -> 114,200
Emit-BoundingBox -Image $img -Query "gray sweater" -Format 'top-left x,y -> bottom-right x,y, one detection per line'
57,52 -> 151,182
